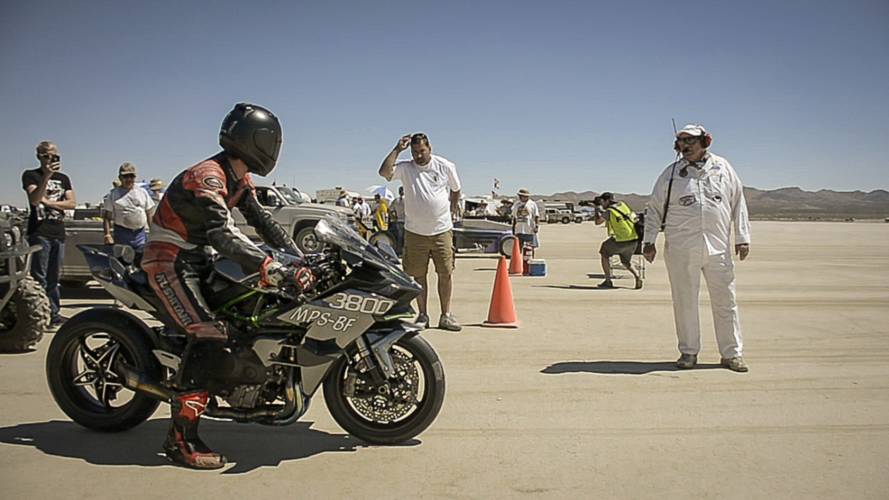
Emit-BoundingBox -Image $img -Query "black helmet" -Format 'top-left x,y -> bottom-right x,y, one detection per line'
219,103 -> 282,176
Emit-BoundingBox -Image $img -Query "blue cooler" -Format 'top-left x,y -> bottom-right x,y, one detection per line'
528,259 -> 546,277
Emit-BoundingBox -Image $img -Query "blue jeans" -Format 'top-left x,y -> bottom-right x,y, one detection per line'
29,235 -> 64,321
392,222 -> 405,256
113,225 -> 147,251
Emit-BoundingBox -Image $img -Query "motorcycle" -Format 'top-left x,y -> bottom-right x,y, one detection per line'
45,216 -> 445,445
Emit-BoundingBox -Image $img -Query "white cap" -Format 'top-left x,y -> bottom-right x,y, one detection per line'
676,124 -> 707,137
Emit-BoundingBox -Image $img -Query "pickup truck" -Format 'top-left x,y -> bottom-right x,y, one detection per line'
60,185 -> 353,286
544,207 -> 583,224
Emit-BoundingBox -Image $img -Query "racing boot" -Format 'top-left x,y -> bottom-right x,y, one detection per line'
163,391 -> 227,470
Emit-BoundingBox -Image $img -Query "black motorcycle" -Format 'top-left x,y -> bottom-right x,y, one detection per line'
45,216 -> 445,444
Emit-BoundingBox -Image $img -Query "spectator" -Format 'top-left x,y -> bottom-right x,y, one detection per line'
511,188 -> 540,255
643,124 -> 751,372
21,141 -> 76,327
102,162 -> 155,252
379,133 -> 462,331
373,193 -> 389,232
336,190 -> 350,207
388,186 -> 406,255
594,192 -> 642,289
149,178 -> 166,203
353,196 -> 371,237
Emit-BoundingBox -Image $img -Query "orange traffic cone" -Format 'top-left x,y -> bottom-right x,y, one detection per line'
483,256 -> 520,328
509,236 -> 523,275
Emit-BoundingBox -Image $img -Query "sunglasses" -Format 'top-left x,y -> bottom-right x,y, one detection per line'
39,153 -> 61,162
676,136 -> 701,145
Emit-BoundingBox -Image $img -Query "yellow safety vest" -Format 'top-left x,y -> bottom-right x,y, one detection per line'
605,201 -> 638,242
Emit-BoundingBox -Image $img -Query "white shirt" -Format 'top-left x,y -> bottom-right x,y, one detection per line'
387,155 -> 461,236
353,201 -> 371,219
103,186 -> 155,230
511,199 -> 539,234
643,153 -> 751,255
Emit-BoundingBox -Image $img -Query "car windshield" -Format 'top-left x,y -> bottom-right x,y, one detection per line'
314,216 -> 403,276
275,187 -> 302,205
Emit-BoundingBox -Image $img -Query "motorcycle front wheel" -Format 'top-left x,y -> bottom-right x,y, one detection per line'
46,315 -> 161,432
323,334 -> 445,444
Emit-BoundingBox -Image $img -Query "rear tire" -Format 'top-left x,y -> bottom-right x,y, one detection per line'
324,335 -> 445,445
561,216 -> 570,224
0,277 -> 50,352
46,315 -> 161,431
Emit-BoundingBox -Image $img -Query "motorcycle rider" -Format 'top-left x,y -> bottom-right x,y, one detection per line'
141,103 -> 316,469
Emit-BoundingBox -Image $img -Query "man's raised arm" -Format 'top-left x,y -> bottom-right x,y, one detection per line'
379,134 -> 411,181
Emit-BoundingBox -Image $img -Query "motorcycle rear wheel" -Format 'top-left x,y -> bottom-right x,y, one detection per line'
46,316 -> 161,432
323,334 -> 445,444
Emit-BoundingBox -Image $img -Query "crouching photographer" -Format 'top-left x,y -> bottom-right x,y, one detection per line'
593,192 -> 643,289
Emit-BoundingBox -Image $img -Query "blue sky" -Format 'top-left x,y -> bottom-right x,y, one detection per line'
2,0 -> 887,206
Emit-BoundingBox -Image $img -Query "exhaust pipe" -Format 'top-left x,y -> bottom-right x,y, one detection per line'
115,361 -> 173,401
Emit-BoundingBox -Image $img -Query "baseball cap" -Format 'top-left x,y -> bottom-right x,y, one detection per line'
675,124 -> 707,137
149,178 -> 165,191
118,162 -> 137,176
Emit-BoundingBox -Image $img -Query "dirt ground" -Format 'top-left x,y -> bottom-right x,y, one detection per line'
1,221 -> 887,499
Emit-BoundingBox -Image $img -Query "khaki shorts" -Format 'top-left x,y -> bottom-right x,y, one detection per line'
403,230 -> 455,278
600,237 -> 638,267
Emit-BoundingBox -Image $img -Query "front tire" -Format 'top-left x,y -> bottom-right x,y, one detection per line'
46,314 -> 161,431
369,231 -> 395,249
0,276 -> 50,352
324,335 -> 445,445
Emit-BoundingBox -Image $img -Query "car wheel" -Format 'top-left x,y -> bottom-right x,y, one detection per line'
561,216 -> 570,224
295,225 -> 323,254
499,235 -> 516,257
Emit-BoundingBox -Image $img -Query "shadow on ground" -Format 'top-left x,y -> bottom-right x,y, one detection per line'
534,285 -> 623,291
541,361 -> 723,375
0,419 -> 405,474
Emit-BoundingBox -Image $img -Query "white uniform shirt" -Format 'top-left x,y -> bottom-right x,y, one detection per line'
511,199 -> 539,234
643,153 -> 750,255
387,155 -> 461,236
103,186 -> 155,230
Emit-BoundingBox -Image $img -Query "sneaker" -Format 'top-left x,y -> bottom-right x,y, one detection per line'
597,279 -> 615,289
415,313 -> 430,329
634,277 -> 643,290
721,356 -> 749,373
676,353 -> 697,369
438,313 -> 462,332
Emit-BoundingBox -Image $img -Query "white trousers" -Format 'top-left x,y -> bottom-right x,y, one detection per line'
664,244 -> 743,358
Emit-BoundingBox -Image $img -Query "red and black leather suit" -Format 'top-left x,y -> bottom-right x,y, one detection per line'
142,152 -> 300,343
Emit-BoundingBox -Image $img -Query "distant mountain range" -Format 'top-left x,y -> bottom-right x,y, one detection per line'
538,187 -> 889,220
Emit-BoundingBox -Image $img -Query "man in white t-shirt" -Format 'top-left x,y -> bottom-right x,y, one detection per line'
379,133 -> 462,331
102,162 -> 155,251
511,188 -> 540,253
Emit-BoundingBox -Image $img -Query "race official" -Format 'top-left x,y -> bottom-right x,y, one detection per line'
379,133 -> 462,331
103,162 -> 155,251
643,124 -> 751,372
